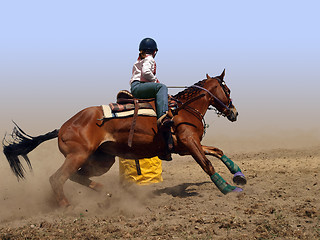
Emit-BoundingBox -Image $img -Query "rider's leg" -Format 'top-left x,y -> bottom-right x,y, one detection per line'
131,81 -> 173,161
131,81 -> 169,119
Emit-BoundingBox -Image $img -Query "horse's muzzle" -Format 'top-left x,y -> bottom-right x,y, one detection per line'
227,107 -> 238,122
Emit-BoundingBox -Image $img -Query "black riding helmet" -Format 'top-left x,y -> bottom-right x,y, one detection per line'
139,38 -> 158,53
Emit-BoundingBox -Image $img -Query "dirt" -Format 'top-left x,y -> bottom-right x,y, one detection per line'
0,137 -> 319,239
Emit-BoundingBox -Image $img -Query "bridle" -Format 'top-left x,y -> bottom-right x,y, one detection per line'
170,77 -> 233,136
190,77 -> 233,117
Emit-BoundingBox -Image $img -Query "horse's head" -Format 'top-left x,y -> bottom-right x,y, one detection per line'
206,70 -> 238,122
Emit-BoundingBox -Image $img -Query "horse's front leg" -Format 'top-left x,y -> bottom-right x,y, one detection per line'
180,135 -> 242,195
202,145 -> 247,185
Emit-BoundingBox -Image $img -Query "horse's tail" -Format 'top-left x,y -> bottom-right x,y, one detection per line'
2,121 -> 59,180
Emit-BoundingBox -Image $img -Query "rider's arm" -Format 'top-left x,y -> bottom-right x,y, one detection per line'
141,57 -> 158,83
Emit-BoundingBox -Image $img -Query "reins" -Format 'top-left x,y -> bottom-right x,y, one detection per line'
168,77 -> 232,114
190,84 -> 231,112
171,93 -> 205,115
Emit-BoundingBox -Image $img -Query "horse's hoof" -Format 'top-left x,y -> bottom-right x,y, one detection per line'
233,171 -> 247,185
89,181 -> 104,192
232,187 -> 243,193
58,199 -> 71,208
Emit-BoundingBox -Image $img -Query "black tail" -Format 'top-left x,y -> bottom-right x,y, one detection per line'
2,121 -> 59,180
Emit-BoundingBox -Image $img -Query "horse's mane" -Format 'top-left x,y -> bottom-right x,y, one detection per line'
173,79 -> 207,100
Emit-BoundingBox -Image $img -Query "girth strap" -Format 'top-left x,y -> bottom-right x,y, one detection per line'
128,99 -> 139,147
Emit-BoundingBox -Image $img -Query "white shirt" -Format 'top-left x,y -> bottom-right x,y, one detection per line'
130,55 -> 158,84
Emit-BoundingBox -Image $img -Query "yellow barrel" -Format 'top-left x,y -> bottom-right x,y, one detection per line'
119,156 -> 163,185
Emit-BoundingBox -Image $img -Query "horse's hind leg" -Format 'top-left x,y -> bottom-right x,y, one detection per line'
202,145 -> 246,185
69,152 -> 115,192
49,151 -> 90,207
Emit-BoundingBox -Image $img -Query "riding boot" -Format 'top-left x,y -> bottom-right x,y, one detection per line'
157,112 -> 174,161
158,128 -> 173,161
157,111 -> 174,128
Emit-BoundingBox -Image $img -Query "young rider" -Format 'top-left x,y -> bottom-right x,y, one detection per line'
130,38 -> 172,127
130,38 -> 173,160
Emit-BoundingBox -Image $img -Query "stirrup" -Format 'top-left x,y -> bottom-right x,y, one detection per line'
158,152 -> 172,161
157,113 -> 173,128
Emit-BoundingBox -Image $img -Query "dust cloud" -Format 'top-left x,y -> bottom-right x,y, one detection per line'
1,122 -> 319,222
0,107 -> 319,239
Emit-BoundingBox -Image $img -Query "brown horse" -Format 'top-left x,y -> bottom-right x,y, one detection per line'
3,70 -> 246,207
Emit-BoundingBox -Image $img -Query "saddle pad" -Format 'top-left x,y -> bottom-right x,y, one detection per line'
101,105 -> 156,119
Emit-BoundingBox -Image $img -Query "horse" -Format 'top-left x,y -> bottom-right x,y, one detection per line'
3,69 -> 246,207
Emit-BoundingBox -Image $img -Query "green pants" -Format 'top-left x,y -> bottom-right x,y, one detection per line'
131,81 -> 168,119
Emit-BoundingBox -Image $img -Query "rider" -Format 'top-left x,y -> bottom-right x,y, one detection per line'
130,38 -> 173,160
130,38 -> 172,127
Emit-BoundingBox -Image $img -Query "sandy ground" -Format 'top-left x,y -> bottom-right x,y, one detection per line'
0,133 -> 319,239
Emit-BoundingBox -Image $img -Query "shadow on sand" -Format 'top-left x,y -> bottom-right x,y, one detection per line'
153,181 -> 210,198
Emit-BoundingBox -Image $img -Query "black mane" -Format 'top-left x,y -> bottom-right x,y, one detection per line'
173,79 -> 207,100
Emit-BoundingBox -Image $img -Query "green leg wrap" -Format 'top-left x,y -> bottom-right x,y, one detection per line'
210,173 -> 236,195
220,155 -> 241,174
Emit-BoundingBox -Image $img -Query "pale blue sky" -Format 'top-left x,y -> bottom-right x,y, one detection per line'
0,0 -> 319,136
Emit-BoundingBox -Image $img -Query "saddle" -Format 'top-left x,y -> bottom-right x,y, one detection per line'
116,90 -> 153,103
112,90 -> 154,112
113,90 -> 178,150
116,90 -> 135,104
112,90 -> 155,148
116,90 -> 178,110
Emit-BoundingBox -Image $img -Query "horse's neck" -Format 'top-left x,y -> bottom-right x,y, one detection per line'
174,79 -> 217,115
177,94 -> 210,116
192,97 -> 210,115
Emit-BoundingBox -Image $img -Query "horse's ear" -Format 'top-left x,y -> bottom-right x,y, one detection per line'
206,73 -> 211,79
220,69 -> 225,80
